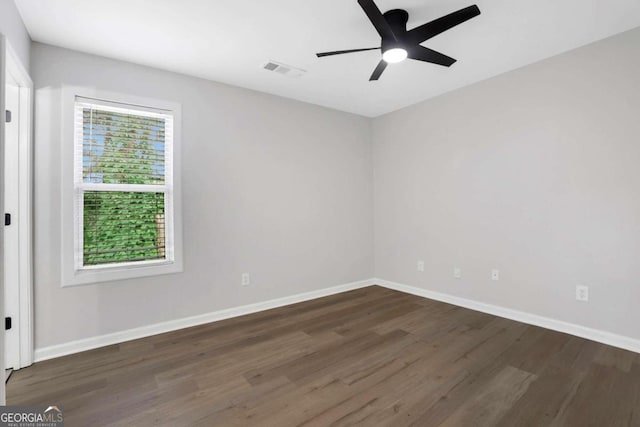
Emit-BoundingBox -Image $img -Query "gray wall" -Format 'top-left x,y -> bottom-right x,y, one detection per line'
373,27 -> 640,340
32,43 -> 373,349
31,25 -> 640,351
0,0 -> 30,70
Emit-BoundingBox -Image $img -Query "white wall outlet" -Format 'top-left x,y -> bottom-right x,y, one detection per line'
241,273 -> 251,286
417,261 -> 425,272
453,267 -> 462,279
576,285 -> 589,302
491,269 -> 500,281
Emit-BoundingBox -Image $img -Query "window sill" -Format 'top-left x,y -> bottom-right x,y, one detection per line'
61,259 -> 183,287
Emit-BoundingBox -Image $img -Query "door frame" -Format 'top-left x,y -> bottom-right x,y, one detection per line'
1,33 -> 7,406
4,40 -> 34,370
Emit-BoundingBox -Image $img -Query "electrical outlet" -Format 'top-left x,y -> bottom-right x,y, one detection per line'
491,269 -> 500,281
241,273 -> 251,286
576,285 -> 589,302
417,261 -> 425,272
453,267 -> 462,279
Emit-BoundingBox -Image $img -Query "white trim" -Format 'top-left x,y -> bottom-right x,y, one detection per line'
375,278 -> 640,354
0,32 -> 7,406
34,278 -> 376,362
75,96 -> 174,115
61,86 -> 183,287
5,41 -> 34,370
80,258 -> 173,271
75,97 -> 173,117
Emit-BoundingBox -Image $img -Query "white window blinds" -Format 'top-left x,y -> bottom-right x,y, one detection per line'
73,97 -> 175,269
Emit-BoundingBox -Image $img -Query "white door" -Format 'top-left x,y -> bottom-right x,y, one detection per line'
4,80 -> 20,369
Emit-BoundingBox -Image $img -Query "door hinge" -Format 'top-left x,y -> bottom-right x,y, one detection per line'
5,110 -> 11,123
4,213 -> 10,226
5,317 -> 11,331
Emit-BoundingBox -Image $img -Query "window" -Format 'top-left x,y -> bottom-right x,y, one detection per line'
62,90 -> 182,286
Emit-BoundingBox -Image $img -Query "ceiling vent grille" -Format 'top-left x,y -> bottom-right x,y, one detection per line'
262,60 -> 306,78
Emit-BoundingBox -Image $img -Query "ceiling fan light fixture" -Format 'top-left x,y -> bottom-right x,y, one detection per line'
382,47 -> 407,63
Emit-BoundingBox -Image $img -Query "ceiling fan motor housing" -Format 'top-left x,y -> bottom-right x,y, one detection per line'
382,9 -> 409,52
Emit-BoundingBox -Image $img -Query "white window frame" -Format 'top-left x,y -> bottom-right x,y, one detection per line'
61,87 -> 183,287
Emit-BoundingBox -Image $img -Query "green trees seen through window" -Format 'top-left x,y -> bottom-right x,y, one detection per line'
82,108 -> 167,266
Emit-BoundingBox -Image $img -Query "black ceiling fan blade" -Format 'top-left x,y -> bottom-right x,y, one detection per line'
316,47 -> 380,58
408,46 -> 456,67
358,0 -> 397,41
407,5 -> 480,44
369,60 -> 388,81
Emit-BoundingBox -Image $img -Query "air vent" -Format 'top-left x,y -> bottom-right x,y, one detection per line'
262,60 -> 306,78
264,62 -> 278,71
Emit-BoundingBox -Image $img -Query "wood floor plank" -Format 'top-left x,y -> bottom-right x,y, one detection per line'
439,365 -> 536,427
494,364 -> 585,427
550,362 -> 640,426
7,286 -> 639,426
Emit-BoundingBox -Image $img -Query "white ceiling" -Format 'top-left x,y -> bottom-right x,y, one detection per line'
15,0 -> 640,117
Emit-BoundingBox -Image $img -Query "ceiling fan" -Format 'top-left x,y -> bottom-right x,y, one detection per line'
316,0 -> 481,81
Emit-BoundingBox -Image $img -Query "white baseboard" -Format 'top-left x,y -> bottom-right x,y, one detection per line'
34,278 -> 376,362
34,276 -> 640,362
375,278 -> 640,354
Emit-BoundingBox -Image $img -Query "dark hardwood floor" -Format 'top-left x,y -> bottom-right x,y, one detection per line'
8,286 -> 640,426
